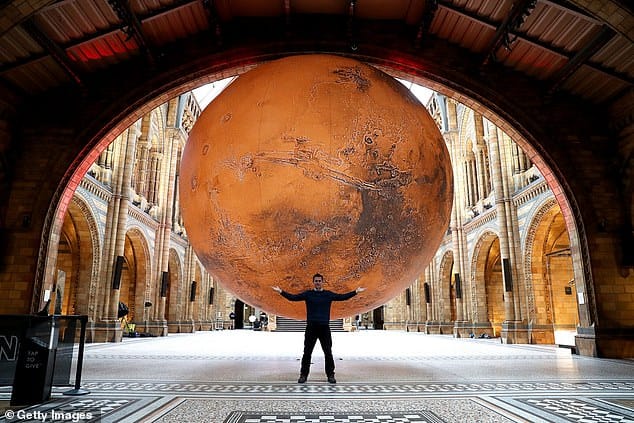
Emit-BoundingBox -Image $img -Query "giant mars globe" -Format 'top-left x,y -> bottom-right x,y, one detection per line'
179,54 -> 453,320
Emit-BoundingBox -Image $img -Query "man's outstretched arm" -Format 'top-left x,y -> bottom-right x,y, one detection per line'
331,287 -> 366,301
272,285 -> 305,301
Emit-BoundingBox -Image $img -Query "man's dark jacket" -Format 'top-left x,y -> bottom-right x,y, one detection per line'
281,289 -> 357,323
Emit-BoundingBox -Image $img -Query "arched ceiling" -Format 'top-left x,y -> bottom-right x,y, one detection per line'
0,0 -> 632,106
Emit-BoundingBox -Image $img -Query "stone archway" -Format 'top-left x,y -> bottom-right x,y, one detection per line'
54,195 -> 101,320
12,41 -> 627,355
34,49 -> 593,322
470,232 -> 505,337
524,199 -> 577,346
437,251 -> 454,334
122,228 -> 151,325
166,249 -> 183,333
469,230 -> 500,337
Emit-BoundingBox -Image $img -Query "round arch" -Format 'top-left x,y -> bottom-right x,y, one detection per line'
524,198 -> 577,345
523,198 -> 560,321
470,230 -> 504,335
470,230 -> 500,324
437,250 -> 454,324
192,262 -> 205,328
54,194 -> 101,319
166,248 -> 184,332
29,45 -> 612,352
124,227 -> 152,323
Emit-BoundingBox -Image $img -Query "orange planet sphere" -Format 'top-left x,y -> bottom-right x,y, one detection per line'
180,54 -> 453,320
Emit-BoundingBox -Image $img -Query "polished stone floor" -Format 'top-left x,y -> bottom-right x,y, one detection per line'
1,329 -> 633,422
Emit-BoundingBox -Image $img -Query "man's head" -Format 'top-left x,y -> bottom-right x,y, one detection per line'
312,273 -> 324,291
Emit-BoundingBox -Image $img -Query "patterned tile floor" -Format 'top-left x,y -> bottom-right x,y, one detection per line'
1,331 -> 633,422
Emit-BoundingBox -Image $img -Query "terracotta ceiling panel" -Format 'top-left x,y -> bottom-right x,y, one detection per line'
68,32 -> 137,70
403,0 -> 425,25
1,26 -> 43,61
459,20 -> 487,50
564,66 -> 622,103
473,0 -> 511,22
592,36 -> 634,76
0,0 -> 630,103
433,9 -> 463,41
18,56 -> 68,94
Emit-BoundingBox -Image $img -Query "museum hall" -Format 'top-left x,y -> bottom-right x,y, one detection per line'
0,0 -> 632,422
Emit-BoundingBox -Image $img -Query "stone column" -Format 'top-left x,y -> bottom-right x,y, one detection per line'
94,122 -> 139,342
149,98 -> 181,336
501,133 -> 528,321
424,263 -> 438,334
474,111 -> 488,200
487,122 -> 528,343
469,159 -> 478,203
475,149 -> 486,202
135,115 -> 151,200
468,112 -> 494,337
182,245 -> 196,333
444,101 -> 471,337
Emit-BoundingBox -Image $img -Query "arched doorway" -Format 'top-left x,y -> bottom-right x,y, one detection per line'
483,237 -> 505,337
525,200 -> 578,346
54,195 -> 101,320
438,251 -> 454,333
166,249 -> 183,333
469,231 -> 501,337
120,229 -> 150,326
54,197 -> 99,316
470,231 -> 505,337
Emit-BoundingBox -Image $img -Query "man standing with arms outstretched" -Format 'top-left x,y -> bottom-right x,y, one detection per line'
273,273 -> 365,384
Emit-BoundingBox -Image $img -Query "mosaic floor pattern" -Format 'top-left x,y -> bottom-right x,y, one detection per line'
0,331 -> 633,422
2,380 -> 633,422
222,411 -> 444,423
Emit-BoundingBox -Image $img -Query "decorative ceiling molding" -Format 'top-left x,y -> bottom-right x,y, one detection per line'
482,0 -> 538,66
415,0 -> 439,49
107,0 -> 155,64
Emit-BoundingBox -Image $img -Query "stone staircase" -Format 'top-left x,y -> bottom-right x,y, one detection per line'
275,317 -> 345,332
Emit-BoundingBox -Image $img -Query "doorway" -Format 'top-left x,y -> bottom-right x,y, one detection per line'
234,299 -> 244,329
373,307 -> 384,330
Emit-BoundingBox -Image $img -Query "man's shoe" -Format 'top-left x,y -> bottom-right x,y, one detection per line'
298,375 -> 307,383
327,375 -> 336,384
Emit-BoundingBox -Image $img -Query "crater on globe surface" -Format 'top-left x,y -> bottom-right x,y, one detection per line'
179,54 -> 453,320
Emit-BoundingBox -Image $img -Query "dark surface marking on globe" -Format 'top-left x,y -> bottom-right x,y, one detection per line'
351,186 -> 424,280
333,66 -> 371,92
434,154 -> 451,195
256,207 -> 353,257
248,149 -> 381,192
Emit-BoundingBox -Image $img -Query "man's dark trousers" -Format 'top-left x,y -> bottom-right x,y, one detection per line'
301,322 -> 334,377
